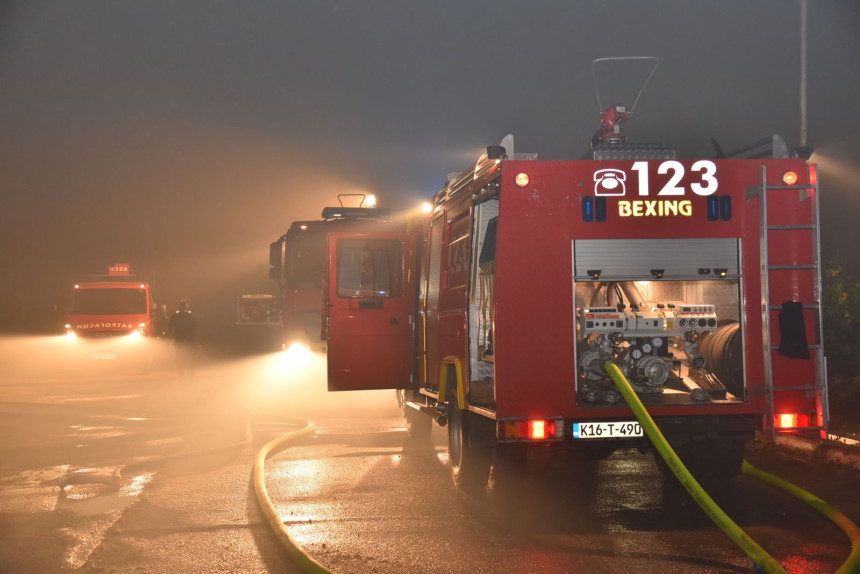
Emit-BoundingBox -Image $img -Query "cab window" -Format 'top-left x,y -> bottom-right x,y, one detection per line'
336,239 -> 402,298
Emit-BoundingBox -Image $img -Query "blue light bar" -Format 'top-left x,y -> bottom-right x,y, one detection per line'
582,197 -> 594,222
719,196 -> 732,220
595,197 -> 607,222
707,197 -> 719,221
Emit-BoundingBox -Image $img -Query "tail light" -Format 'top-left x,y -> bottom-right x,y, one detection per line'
498,418 -> 563,441
775,413 -> 810,430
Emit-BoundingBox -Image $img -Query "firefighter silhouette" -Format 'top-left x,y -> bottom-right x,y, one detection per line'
168,300 -> 198,376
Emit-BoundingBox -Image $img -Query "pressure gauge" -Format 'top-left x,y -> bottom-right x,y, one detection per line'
651,337 -> 664,349
641,343 -> 652,354
631,348 -> 644,360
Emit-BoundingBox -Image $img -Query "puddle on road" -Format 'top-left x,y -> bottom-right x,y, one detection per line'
0,465 -> 72,512
90,414 -> 152,422
59,469 -> 153,514
42,393 -> 142,403
0,465 -> 156,569
57,468 -> 155,568
145,436 -> 182,447
68,424 -> 129,440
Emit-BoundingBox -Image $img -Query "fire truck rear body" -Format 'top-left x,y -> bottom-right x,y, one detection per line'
322,146 -> 826,480
484,158 -> 816,425
309,58 -> 826,482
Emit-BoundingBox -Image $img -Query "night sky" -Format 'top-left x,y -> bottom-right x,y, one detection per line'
1,1 -> 858,338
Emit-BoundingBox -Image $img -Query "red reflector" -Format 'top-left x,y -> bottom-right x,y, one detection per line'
809,165 -> 818,186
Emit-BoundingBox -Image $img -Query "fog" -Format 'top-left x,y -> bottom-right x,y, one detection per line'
0,334 -> 395,425
1,1 -> 858,344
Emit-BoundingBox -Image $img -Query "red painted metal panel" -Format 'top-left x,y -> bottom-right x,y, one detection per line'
489,157 -> 812,420
324,233 -> 415,391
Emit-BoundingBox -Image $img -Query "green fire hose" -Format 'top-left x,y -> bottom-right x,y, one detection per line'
603,360 -> 860,574
741,460 -> 860,574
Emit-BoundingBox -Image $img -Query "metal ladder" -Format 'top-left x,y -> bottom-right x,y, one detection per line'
748,165 -> 829,439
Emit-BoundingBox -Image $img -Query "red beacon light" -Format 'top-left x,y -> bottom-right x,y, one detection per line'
809,164 -> 818,186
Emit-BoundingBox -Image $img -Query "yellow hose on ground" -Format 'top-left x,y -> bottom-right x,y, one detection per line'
252,419 -> 331,573
603,361 -> 787,574
253,373 -> 860,573
741,459 -> 860,574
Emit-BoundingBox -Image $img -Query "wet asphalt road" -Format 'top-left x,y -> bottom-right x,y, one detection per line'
1,335 -> 859,573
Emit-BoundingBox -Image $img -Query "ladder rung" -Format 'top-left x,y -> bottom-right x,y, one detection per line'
768,264 -> 816,270
768,304 -> 819,310
769,344 -> 821,351
764,184 -> 813,191
772,385 -> 825,392
768,224 -> 815,230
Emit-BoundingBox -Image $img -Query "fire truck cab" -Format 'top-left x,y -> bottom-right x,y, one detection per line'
269,194 -> 394,351
64,263 -> 160,367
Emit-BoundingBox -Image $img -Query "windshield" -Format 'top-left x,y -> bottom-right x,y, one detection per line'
286,232 -> 326,289
70,288 -> 148,315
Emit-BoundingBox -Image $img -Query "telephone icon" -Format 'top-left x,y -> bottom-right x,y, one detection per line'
594,169 -> 626,196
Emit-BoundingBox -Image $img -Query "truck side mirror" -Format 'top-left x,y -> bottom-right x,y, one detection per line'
269,241 -> 283,278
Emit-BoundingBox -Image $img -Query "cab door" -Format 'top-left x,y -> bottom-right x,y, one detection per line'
324,232 -> 415,391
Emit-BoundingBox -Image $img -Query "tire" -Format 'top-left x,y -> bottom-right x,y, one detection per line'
448,406 -> 491,489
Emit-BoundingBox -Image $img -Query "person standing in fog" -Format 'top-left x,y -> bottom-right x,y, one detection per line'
168,300 -> 198,376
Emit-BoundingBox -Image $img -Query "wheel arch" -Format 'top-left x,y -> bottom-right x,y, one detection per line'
438,355 -> 467,409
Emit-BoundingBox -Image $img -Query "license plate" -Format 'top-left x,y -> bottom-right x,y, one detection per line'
573,421 -> 643,439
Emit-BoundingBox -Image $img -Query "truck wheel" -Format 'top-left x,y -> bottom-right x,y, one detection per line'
448,406 -> 491,489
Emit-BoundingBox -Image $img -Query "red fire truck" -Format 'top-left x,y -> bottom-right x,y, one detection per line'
318,60 -> 828,488
268,194 -> 396,351
64,263 -> 159,367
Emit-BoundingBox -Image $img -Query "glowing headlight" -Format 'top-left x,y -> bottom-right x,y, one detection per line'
283,341 -> 312,363
128,323 -> 147,340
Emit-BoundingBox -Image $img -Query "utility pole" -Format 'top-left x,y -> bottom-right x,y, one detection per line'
800,0 -> 807,147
